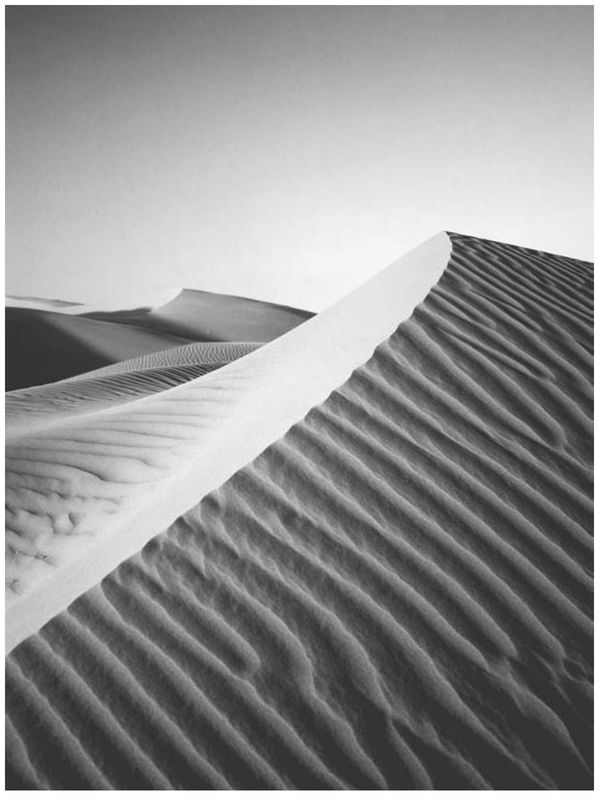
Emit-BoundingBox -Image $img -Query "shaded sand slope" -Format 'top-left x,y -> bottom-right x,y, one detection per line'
6,290 -> 312,390
5,234 -> 593,788
5,309 -> 191,391
82,288 -> 313,342
6,234 -> 450,651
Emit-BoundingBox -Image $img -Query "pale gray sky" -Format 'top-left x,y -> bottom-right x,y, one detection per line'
6,5 -> 593,311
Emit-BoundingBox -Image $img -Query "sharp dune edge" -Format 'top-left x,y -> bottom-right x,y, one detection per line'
6,233 -> 450,652
6,287 -> 313,391
5,232 -> 593,789
5,342 -> 264,426
66,341 -> 264,380
6,287 -> 184,315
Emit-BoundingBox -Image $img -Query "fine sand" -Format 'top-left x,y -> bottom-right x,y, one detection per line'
5,288 -> 182,315
5,342 -> 263,427
81,288 -> 314,342
6,233 -> 450,650
5,233 -> 593,788
6,290 -> 312,390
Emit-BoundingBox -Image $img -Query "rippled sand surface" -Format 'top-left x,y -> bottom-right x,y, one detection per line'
5,233 -> 593,788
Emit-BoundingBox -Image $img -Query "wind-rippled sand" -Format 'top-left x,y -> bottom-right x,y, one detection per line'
5,233 -> 593,788
6,288 -> 311,390
5,342 -> 263,425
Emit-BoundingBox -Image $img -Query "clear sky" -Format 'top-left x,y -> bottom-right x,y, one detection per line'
5,5 -> 593,311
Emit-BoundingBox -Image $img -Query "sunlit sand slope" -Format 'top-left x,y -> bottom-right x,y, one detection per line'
5,234 -> 592,788
67,341 -> 263,380
6,234 -> 450,652
6,343 -> 262,427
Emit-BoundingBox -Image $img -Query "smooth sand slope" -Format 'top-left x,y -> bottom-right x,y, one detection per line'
5,288 -> 182,315
82,288 -> 314,342
6,342 -> 263,428
6,289 -> 312,390
5,234 -> 593,788
67,341 -> 264,380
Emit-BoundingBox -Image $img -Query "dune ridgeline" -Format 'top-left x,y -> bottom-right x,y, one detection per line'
5,232 -> 593,789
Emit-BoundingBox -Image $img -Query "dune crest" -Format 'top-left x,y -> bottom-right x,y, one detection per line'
5,232 -> 592,789
6,287 -> 183,315
6,286 -> 313,390
6,232 -> 451,653
6,342 -> 264,428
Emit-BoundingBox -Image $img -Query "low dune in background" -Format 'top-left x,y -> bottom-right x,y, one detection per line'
5,233 -> 593,788
5,289 -> 313,391
5,296 -> 84,311
67,341 -> 264,380
82,288 -> 314,342
6,342 -> 263,427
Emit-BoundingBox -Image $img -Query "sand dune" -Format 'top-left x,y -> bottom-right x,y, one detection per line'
6,233 -> 450,651
6,342 -> 263,428
6,289 -> 312,391
6,287 -> 182,315
67,341 -> 263,380
82,288 -> 314,342
5,308 -> 192,391
5,295 -> 84,312
4,233 -> 593,788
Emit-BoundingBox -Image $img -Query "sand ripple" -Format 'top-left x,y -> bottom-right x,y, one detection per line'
6,342 -> 262,426
5,234 -> 593,788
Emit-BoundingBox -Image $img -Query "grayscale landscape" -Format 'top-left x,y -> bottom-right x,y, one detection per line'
4,5 -> 593,792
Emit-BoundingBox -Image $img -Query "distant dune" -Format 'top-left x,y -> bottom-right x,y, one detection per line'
67,341 -> 264,380
5,289 -> 313,390
82,288 -> 314,342
6,342 -> 263,427
5,233 -> 593,788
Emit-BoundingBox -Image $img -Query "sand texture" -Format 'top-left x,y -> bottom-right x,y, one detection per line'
5,308 -> 192,391
6,290 -> 312,391
6,234 -> 449,652
81,288 -> 314,342
6,342 -> 263,426
66,341 -> 263,380
4,234 -> 593,788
